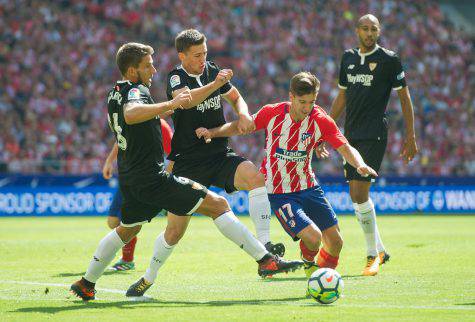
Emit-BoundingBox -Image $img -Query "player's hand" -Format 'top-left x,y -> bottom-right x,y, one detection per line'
315,142 -> 329,159
102,160 -> 113,180
195,127 -> 212,143
171,89 -> 192,109
214,69 -> 233,86
237,113 -> 255,134
400,136 -> 418,164
357,165 -> 378,178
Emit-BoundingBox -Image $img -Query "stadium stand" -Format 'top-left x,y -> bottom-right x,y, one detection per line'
0,0 -> 473,176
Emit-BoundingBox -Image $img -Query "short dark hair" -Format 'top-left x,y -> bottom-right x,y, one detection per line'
175,29 -> 206,53
116,42 -> 154,76
290,72 -> 320,96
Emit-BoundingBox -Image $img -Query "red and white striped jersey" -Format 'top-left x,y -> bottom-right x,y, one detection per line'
253,102 -> 347,194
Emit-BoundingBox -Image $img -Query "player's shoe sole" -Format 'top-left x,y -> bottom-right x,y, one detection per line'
70,279 -> 96,301
362,255 -> 380,276
258,255 -> 304,277
379,251 -> 390,265
126,277 -> 153,297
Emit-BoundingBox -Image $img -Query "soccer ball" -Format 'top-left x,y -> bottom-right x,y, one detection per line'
307,268 -> 344,304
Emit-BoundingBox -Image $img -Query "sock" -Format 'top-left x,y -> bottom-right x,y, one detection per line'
84,229 -> 125,283
214,211 -> 268,261
354,200 -> 378,257
121,236 -> 137,262
248,187 -> 271,245
375,220 -> 386,253
317,248 -> 339,269
143,232 -> 175,283
299,239 -> 318,262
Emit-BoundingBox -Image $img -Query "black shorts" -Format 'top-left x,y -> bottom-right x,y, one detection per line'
172,149 -> 247,193
119,173 -> 208,227
344,138 -> 387,182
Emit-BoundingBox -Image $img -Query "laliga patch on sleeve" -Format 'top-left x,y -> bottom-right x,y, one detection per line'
128,88 -> 141,100
170,74 -> 181,88
397,71 -> 405,80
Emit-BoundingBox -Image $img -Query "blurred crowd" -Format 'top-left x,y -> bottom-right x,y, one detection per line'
0,0 -> 473,176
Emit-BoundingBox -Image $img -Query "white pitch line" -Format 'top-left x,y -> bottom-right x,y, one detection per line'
1,280 -> 474,311
0,280 -> 125,295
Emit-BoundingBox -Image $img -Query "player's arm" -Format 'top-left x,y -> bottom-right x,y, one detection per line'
397,86 -> 418,164
171,69 -> 233,109
102,142 -> 118,179
124,90 -> 191,125
222,87 -> 253,134
329,88 -> 346,121
337,143 -> 378,177
195,120 -> 242,143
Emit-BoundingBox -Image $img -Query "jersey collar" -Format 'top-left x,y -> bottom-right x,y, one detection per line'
178,64 -> 204,78
357,45 -> 380,64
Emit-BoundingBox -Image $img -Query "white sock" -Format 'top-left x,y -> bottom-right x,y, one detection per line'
248,187 -> 271,245
375,220 -> 386,253
214,211 -> 268,261
354,201 -> 378,257
84,229 -> 125,283
143,232 -> 175,283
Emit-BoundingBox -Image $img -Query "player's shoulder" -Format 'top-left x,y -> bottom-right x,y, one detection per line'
168,65 -> 188,77
378,46 -> 401,61
262,101 -> 288,113
343,48 -> 359,57
206,60 -> 220,71
310,105 -> 332,121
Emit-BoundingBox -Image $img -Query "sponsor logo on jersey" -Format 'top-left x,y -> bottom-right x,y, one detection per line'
170,74 -> 181,88
369,62 -> 377,71
275,148 -> 307,162
348,64 -> 355,70
347,73 -> 374,86
197,95 -> 221,113
127,88 -> 141,100
397,71 -> 405,80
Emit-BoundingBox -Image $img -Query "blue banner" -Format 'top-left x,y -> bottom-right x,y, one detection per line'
0,185 -> 474,216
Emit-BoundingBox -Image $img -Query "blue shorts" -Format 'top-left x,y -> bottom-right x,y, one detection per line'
108,189 -> 123,219
268,186 -> 338,241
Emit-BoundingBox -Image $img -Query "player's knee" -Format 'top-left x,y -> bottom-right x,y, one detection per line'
331,235 -> 343,253
247,172 -> 265,190
116,225 -> 141,243
164,226 -> 186,245
302,229 -> 322,249
107,216 -> 120,229
212,195 -> 230,215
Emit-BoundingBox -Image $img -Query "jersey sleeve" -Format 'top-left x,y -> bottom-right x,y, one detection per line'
318,114 -> 348,149
252,104 -> 277,131
338,53 -> 348,90
160,119 -> 173,155
166,70 -> 187,99
390,55 -> 407,90
125,85 -> 149,105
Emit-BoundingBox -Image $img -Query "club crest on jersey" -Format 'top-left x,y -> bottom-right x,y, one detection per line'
301,132 -> 312,145
369,62 -> 377,71
128,88 -> 141,100
170,74 -> 181,88
348,64 -> 355,70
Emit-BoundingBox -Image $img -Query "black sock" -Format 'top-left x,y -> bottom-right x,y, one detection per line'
81,277 -> 95,288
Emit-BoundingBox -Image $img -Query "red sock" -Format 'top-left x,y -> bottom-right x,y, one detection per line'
317,248 -> 339,269
300,239 -> 318,262
122,236 -> 137,262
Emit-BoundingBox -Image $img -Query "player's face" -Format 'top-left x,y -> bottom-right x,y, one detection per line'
289,92 -> 317,121
179,43 -> 207,75
136,55 -> 157,87
356,20 -> 380,51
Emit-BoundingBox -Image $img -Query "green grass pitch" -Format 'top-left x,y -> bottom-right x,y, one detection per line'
1,215 -> 474,321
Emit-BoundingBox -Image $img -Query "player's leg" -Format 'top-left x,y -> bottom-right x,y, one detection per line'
107,190 -> 137,271
71,224 -> 141,300
297,224 -> 322,278
320,225 -> 343,268
220,156 -> 285,256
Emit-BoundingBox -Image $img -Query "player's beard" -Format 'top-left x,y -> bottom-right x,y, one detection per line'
137,71 -> 152,87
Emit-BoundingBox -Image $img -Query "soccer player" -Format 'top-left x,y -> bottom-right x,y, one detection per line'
101,119 -> 173,271
70,42 -> 302,301
328,14 -> 418,276
164,29 -> 285,256
196,72 -> 378,278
